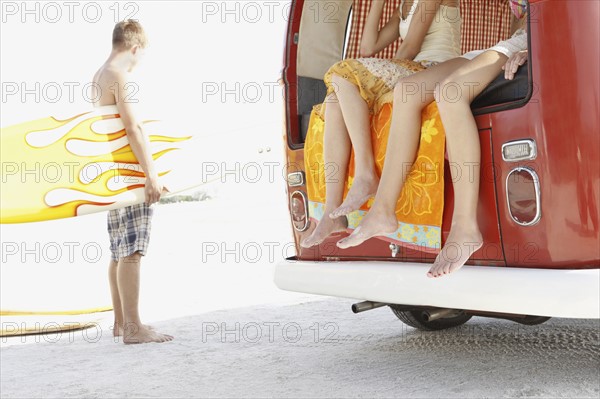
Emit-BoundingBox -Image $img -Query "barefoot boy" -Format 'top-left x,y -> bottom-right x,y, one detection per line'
92,20 -> 173,344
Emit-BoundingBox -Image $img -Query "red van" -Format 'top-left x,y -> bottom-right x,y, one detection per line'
274,0 -> 600,330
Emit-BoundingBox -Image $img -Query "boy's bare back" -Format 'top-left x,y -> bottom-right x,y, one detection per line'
92,66 -> 123,107
92,56 -> 139,110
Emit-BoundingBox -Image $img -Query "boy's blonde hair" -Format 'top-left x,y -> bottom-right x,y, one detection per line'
112,20 -> 148,50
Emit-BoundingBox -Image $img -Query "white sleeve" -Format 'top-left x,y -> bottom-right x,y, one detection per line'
488,28 -> 528,58
461,28 -> 528,60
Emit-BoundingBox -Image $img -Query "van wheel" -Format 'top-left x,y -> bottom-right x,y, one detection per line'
390,306 -> 472,331
512,316 -> 551,325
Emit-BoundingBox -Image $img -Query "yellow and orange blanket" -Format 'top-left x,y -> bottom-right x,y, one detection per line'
304,87 -> 446,253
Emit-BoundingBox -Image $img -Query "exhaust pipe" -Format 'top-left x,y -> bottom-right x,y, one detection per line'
422,308 -> 461,321
352,301 -> 387,314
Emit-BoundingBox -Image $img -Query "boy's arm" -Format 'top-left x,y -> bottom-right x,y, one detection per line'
113,72 -> 163,205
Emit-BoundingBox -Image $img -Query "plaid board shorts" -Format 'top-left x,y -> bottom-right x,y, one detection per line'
107,203 -> 154,261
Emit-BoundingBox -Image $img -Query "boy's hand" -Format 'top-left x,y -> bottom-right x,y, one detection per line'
145,176 -> 163,205
502,50 -> 528,80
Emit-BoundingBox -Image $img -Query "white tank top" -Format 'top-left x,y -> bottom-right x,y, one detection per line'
399,0 -> 462,63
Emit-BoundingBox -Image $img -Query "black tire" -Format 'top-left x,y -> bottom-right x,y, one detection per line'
512,316 -> 551,325
390,306 -> 473,331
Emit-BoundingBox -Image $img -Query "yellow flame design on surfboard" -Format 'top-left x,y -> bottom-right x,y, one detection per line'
1,106 -> 190,224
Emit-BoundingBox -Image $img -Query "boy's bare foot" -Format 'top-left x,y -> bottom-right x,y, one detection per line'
336,209 -> 397,249
113,321 -> 154,337
122,325 -> 174,344
300,214 -> 348,248
427,225 -> 483,278
330,174 -> 379,218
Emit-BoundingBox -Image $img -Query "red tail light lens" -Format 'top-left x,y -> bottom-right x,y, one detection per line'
506,167 -> 541,226
290,191 -> 309,232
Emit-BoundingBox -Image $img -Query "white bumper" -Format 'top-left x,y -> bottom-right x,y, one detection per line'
274,260 -> 600,319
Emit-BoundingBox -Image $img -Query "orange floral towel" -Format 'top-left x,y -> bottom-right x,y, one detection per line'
304,99 -> 445,252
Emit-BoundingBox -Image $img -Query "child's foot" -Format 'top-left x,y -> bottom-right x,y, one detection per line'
300,214 -> 348,248
336,209 -> 397,249
113,321 -> 154,337
330,174 -> 379,218
122,325 -> 174,344
427,225 -> 483,278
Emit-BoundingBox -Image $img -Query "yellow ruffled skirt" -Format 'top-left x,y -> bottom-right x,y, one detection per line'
315,58 -> 429,118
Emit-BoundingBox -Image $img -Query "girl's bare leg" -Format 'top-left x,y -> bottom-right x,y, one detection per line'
428,51 -> 508,278
337,59 -> 469,249
329,75 -> 380,218
300,93 -> 350,248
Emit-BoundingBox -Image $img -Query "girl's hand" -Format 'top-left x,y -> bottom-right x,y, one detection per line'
502,50 -> 528,80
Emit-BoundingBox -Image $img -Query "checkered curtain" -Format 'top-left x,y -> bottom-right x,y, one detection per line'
460,0 -> 513,52
345,0 -> 402,59
344,0 -> 513,59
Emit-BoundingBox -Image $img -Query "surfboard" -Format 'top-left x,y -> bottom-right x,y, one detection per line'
1,105 -> 203,224
1,308 -> 111,337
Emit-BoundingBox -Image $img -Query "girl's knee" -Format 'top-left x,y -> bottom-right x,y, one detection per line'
435,77 -> 470,109
324,92 -> 339,107
394,79 -> 424,108
330,74 -> 350,91
328,74 -> 344,95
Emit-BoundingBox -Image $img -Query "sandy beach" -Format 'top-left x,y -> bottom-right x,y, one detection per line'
2,297 -> 599,398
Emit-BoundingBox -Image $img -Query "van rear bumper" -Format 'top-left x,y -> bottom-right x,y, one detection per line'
274,260 -> 600,319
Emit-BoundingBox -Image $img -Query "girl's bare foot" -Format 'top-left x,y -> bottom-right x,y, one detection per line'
336,209 -> 397,249
330,174 -> 379,218
122,325 -> 174,344
300,214 -> 348,248
427,225 -> 483,278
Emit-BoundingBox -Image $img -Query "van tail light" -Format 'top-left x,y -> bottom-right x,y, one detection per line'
502,139 -> 537,162
506,167 -> 541,226
290,191 -> 309,232
287,172 -> 305,187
